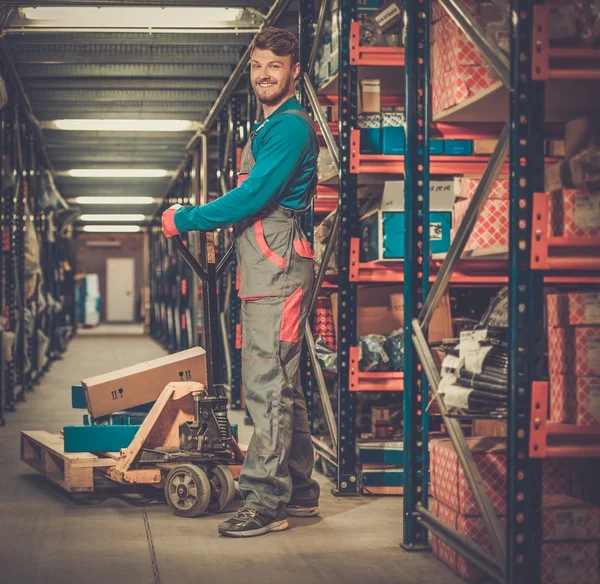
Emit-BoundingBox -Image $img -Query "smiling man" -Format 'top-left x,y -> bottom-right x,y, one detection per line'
162,27 -> 320,538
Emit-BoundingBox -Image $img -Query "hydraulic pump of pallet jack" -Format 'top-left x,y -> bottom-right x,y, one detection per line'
179,385 -> 232,458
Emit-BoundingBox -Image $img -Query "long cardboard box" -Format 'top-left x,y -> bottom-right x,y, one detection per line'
82,347 -> 207,418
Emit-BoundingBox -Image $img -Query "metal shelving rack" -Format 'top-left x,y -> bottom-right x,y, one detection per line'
0,67 -> 73,426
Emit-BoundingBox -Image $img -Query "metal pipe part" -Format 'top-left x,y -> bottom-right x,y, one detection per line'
411,319 -> 507,566
416,505 -> 504,584
304,321 -> 338,452
311,435 -> 338,466
308,0 -> 331,76
419,122 -> 509,329
437,0 -> 509,87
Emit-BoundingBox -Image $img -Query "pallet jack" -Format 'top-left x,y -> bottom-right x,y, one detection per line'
110,232 -> 241,518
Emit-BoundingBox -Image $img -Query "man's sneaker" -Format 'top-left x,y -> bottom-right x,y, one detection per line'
287,504 -> 320,517
218,506 -> 289,538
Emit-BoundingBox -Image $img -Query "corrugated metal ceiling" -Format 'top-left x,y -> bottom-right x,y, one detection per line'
5,3 -> 287,225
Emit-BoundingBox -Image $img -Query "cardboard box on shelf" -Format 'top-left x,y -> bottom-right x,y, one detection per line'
455,177 -> 509,200
431,495 -> 600,583
550,373 -> 577,424
431,16 -> 484,70
359,79 -> 381,113
547,291 -> 600,327
550,189 -> 600,237
381,111 -> 405,155
471,419 -> 507,437
82,347 -> 207,419
547,140 -> 566,158
548,326 -> 600,378
444,140 -> 473,156
432,64 -> 498,115
452,199 -> 508,252
358,113 -> 382,154
361,180 -> 454,261
472,140 -> 499,155
576,376 -> 600,426
429,437 -> 570,516
330,286 -> 452,342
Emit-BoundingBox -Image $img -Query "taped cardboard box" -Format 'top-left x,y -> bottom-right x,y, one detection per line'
330,286 -> 452,342
82,347 -> 207,419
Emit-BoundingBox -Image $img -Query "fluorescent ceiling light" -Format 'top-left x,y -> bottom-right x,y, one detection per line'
80,214 -> 146,222
83,225 -> 141,233
69,169 -> 168,178
73,196 -> 155,205
49,119 -> 199,132
21,7 -> 244,27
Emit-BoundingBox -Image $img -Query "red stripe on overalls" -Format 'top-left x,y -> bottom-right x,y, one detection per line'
253,219 -> 286,270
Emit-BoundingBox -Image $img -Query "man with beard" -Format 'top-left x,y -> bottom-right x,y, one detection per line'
162,27 -> 320,538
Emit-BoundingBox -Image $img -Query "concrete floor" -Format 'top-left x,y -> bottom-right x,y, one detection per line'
0,327 -> 465,584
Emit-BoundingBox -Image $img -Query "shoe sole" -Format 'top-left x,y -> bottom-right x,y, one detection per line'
287,507 -> 320,518
219,519 -> 289,538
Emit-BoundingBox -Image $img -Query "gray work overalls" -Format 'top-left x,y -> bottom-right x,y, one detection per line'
235,109 -> 320,519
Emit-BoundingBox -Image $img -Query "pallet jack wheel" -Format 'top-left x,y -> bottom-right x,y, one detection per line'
164,464 -> 211,518
207,464 -> 236,514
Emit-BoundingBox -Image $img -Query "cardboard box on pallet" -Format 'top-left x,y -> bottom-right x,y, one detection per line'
431,495 -> 600,583
429,437 -> 571,516
82,347 -> 207,419
452,198 -> 509,252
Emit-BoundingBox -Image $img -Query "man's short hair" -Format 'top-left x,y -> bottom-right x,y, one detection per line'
252,27 -> 299,65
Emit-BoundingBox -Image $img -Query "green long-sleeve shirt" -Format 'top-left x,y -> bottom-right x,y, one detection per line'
174,96 -> 318,232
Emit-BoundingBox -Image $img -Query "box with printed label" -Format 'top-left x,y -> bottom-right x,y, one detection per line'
430,139 -> 444,154
82,347 -> 207,419
431,495 -> 600,583
452,199 -> 508,252
429,438 -> 570,516
455,177 -> 509,201
432,64 -> 497,115
360,79 -> 381,113
444,139 -> 473,156
380,180 -> 454,211
381,111 -> 405,155
359,210 -> 452,261
550,189 -> 600,237
358,113 -> 382,154
432,16 -> 484,70
547,291 -> 600,327
473,140 -> 499,155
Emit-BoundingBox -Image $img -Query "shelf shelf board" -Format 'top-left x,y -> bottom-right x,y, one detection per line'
349,347 -> 403,392
433,79 -> 600,124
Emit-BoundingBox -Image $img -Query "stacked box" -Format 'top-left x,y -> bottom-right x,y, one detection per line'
546,291 -> 600,426
549,190 -> 600,238
452,199 -> 508,252
381,111 -> 405,155
455,177 -> 509,201
358,113 -> 382,154
431,495 -> 600,583
314,297 -> 336,351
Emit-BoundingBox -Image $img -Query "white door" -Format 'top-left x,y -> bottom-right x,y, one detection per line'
106,258 -> 135,322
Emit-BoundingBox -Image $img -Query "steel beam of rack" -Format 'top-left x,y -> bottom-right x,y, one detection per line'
334,0 -> 359,495
402,0 -> 430,551
507,1 -> 544,581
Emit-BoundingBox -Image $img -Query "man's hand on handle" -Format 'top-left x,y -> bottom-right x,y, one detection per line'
162,203 -> 182,238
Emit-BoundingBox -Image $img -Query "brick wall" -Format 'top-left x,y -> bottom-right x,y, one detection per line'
76,233 -> 146,322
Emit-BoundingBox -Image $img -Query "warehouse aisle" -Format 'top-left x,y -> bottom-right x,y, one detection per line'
0,331 -> 465,584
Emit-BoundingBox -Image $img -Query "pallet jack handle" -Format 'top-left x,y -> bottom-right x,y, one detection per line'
171,233 -> 235,397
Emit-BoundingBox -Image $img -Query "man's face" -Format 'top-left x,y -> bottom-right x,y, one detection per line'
251,48 -> 299,107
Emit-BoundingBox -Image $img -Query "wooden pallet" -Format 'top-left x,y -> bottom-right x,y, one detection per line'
21,431 -> 117,493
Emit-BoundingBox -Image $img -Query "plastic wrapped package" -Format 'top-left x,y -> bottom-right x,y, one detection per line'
383,328 -> 404,371
315,336 -> 338,374
359,334 -> 391,372
317,147 -> 337,184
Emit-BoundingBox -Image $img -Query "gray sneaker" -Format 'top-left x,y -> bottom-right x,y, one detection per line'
287,504 -> 320,517
218,506 -> 289,537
